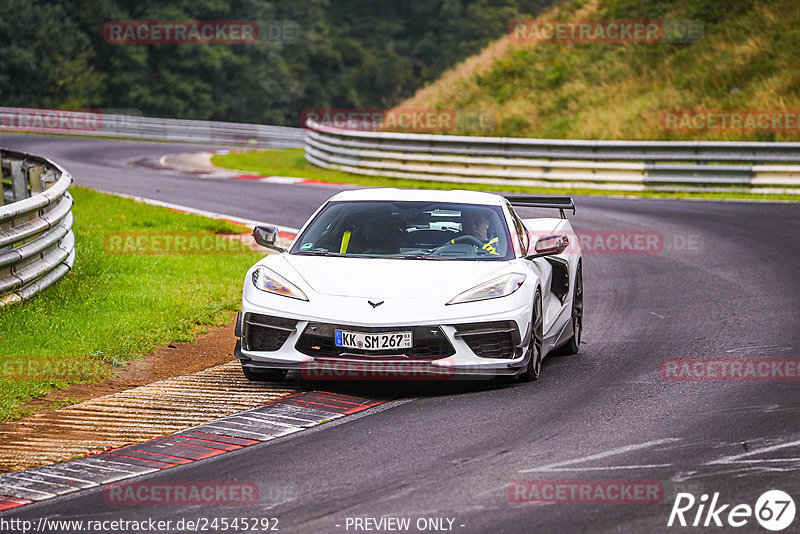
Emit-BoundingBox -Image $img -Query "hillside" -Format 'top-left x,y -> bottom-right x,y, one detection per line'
0,0 -> 557,125
394,0 -> 800,141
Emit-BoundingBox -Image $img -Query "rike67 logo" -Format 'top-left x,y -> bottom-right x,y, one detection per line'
668,490 -> 795,531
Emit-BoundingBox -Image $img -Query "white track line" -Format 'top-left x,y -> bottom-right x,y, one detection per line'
523,464 -> 674,472
519,438 -> 680,473
706,438 -> 800,465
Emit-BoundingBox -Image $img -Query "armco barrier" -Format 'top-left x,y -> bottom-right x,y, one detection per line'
0,149 -> 74,306
303,120 -> 800,193
0,107 -> 304,149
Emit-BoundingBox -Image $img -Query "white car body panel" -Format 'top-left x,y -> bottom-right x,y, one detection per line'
235,189 -> 582,379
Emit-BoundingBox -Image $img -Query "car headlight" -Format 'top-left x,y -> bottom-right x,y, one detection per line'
447,273 -> 526,305
251,266 -> 308,301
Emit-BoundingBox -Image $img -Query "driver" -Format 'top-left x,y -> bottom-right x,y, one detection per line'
453,209 -> 500,255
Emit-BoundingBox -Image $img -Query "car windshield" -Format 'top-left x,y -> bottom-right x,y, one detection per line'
290,201 -> 513,261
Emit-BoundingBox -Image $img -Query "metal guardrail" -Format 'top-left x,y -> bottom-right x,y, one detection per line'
0,149 -> 74,307
304,120 -> 800,193
0,107 -> 305,149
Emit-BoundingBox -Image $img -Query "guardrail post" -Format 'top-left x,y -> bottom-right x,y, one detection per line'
27,162 -> 45,195
0,154 -> 4,207
10,159 -> 28,202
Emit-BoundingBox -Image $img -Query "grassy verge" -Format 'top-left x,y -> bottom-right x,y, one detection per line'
212,149 -> 800,202
396,0 -> 800,142
0,187 -> 263,421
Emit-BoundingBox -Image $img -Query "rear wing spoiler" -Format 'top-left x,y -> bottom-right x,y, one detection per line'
504,195 -> 575,219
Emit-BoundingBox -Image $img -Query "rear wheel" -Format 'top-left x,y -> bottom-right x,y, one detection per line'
242,365 -> 288,382
556,263 -> 583,356
519,289 -> 543,382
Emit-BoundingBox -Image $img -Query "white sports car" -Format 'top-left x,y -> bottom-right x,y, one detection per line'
234,189 -> 582,382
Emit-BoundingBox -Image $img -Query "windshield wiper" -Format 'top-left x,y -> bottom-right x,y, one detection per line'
393,253 -> 449,260
294,250 -> 340,256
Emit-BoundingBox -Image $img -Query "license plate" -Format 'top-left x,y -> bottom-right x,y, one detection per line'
335,330 -> 413,351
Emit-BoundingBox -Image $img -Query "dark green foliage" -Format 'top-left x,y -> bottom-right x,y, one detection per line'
0,0 -> 557,125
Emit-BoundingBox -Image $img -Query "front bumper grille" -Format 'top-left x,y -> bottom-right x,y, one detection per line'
454,321 -> 521,359
295,323 -> 455,359
243,313 -> 298,352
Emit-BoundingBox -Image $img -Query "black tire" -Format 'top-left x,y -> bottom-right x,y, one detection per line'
556,263 -> 583,356
520,289 -> 543,382
242,365 -> 288,382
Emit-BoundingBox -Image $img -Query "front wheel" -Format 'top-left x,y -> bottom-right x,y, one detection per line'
242,365 -> 288,382
519,289 -> 543,382
557,263 -> 583,356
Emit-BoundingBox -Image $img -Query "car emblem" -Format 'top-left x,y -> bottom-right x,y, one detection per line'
368,300 -> 384,308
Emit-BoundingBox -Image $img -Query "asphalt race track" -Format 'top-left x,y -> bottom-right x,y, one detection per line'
2,134 -> 800,533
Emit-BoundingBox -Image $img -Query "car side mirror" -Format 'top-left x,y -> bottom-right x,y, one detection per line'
253,225 -> 286,252
525,234 -> 569,259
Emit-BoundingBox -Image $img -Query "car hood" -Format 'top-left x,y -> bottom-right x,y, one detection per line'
274,255 -> 513,299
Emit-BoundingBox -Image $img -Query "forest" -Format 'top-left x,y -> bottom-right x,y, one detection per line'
0,0 -> 555,125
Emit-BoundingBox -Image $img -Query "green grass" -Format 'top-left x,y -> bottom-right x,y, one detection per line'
398,0 -> 800,142
212,148 -> 800,202
0,187 -> 263,421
